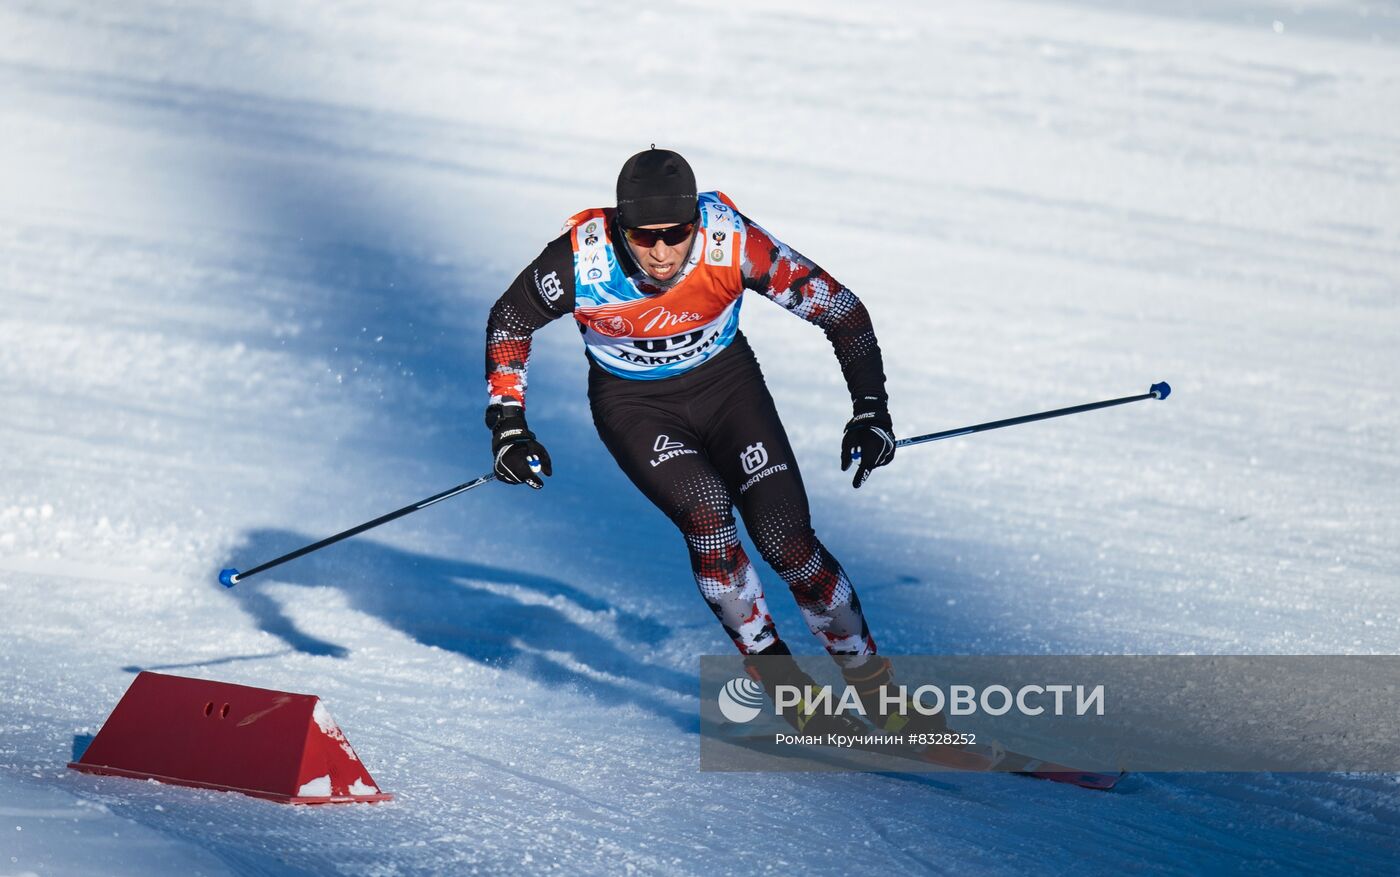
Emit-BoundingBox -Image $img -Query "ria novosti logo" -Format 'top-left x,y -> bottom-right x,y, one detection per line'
716,676 -> 1106,724
717,677 -> 766,724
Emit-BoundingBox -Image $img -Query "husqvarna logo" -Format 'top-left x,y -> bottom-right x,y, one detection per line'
741,443 -> 769,475
738,442 -> 788,494
536,270 -> 562,302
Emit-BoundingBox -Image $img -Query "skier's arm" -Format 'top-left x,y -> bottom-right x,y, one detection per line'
740,215 -> 895,487
483,234 -> 573,488
739,216 -> 888,405
484,233 -> 575,409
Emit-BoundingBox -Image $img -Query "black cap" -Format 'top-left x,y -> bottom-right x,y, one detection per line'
616,148 -> 697,228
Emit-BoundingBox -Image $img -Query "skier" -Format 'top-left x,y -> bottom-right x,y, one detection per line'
483,148 -> 908,732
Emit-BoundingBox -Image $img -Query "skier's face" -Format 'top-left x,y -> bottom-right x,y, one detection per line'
622,222 -> 696,282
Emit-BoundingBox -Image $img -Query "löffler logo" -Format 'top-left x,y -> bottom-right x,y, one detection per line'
650,435 -> 698,468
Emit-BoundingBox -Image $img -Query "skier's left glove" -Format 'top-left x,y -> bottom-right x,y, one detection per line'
486,403 -> 553,489
841,396 -> 895,489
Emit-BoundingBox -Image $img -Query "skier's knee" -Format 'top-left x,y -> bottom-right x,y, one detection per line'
751,525 -> 818,575
672,496 -> 735,539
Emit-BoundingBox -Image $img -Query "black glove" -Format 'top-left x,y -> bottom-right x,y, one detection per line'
486,404 -> 553,489
840,396 -> 895,489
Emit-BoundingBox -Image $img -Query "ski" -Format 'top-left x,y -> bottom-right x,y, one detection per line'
926,742 -> 1124,790
731,733 -> 1125,791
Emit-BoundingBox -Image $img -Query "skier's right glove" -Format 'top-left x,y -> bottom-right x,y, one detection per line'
486,403 -> 552,489
841,395 -> 896,489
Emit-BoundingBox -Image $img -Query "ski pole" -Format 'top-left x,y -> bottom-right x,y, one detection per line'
894,381 -> 1171,449
219,471 -> 499,587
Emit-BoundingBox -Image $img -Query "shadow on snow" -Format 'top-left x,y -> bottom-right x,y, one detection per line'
221,528 -> 696,731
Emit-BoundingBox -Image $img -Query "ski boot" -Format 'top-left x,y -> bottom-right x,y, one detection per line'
839,656 -> 1008,770
742,641 -> 870,736
838,655 -> 950,735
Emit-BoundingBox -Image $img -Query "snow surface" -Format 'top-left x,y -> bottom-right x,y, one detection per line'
2,0 -> 1398,874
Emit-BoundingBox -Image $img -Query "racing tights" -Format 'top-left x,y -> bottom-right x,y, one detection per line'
590,334 -> 875,656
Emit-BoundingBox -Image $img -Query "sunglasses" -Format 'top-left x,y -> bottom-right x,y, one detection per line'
621,219 -> 697,248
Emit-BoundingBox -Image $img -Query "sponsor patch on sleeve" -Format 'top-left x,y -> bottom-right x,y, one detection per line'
577,218 -> 609,286
704,206 -> 736,268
